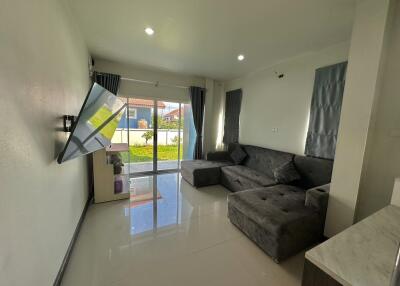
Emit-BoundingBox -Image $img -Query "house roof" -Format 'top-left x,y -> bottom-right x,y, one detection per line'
127,98 -> 165,109
164,108 -> 183,117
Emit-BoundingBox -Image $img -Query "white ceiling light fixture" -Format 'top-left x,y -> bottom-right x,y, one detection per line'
145,27 -> 155,36
237,54 -> 245,61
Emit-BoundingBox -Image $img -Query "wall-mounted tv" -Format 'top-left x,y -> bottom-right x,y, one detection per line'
57,83 -> 126,164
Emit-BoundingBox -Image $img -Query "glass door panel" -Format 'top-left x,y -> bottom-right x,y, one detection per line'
157,101 -> 180,171
127,98 -> 155,174
120,97 -> 195,175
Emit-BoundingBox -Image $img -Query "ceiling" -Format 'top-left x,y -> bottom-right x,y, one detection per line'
67,0 -> 356,80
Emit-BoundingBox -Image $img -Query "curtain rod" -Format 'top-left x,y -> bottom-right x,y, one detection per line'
121,76 -> 189,90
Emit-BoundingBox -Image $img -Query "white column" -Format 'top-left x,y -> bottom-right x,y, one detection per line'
325,0 -> 392,237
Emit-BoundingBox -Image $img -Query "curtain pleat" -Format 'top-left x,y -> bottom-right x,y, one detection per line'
93,71 -> 121,95
223,89 -> 242,145
189,86 -> 206,159
305,62 -> 347,159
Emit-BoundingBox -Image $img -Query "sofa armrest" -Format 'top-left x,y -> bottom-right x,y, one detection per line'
305,184 -> 330,217
206,151 -> 232,162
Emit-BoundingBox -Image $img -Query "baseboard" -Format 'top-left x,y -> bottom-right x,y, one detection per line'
53,195 -> 92,286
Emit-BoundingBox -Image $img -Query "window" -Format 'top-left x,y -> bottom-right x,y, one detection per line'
128,107 -> 137,119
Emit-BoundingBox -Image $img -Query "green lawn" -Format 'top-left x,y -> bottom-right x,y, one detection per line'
121,145 -> 183,163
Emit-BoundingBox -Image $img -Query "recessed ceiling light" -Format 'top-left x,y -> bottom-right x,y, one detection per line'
237,54 -> 245,61
145,27 -> 154,36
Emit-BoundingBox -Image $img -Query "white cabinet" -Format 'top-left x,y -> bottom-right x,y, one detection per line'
93,144 -> 130,203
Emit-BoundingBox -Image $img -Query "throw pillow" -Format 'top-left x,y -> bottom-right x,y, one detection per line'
230,145 -> 247,165
273,161 -> 301,184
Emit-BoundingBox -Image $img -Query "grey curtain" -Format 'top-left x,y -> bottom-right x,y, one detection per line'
189,86 -> 206,159
223,89 -> 242,145
305,62 -> 347,159
93,71 -> 121,95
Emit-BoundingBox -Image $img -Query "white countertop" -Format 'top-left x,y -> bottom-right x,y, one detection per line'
306,205 -> 400,286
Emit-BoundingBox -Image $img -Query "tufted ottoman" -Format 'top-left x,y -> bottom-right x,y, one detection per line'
181,160 -> 233,188
227,184 -> 326,262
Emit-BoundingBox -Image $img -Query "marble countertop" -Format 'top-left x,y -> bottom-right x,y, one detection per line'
306,205 -> 400,286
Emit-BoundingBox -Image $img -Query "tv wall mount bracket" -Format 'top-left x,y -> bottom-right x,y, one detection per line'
63,115 -> 77,132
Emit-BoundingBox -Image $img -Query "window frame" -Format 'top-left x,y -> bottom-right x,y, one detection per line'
128,107 -> 137,119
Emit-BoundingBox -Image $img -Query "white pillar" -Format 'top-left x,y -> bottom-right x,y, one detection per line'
325,0 -> 392,237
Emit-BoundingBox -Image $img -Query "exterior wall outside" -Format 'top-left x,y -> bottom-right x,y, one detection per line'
118,107 -> 152,129
112,129 -> 181,146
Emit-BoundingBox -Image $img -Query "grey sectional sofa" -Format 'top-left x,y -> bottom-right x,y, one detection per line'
181,143 -> 333,262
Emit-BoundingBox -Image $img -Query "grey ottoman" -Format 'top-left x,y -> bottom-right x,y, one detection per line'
228,185 -> 325,262
181,160 -> 233,187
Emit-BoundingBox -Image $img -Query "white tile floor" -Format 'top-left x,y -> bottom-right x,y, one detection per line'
61,173 -> 304,286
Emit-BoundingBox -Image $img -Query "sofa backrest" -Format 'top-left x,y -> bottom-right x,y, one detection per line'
228,143 -> 334,189
293,155 -> 333,189
236,144 -> 293,178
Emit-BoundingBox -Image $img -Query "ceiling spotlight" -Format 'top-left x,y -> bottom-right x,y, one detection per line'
237,54 -> 245,61
145,27 -> 155,36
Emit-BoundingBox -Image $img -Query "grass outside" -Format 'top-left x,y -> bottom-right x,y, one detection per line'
121,145 -> 183,163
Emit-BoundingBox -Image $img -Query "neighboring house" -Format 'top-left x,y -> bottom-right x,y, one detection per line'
163,108 -> 183,122
118,99 -> 165,129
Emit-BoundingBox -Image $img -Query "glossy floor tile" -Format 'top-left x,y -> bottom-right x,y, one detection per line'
61,173 -> 304,286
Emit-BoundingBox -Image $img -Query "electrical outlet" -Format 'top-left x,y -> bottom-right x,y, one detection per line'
272,128 -> 278,133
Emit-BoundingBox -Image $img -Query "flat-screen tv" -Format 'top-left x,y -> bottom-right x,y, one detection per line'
57,83 -> 126,164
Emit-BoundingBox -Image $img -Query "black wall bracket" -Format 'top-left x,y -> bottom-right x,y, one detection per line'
63,115 -> 77,132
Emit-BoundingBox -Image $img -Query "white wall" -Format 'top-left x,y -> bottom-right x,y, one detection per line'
0,0 -> 90,285
325,0 -> 392,237
356,0 -> 400,221
223,42 -> 349,155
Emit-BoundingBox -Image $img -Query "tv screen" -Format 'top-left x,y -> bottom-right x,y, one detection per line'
57,83 -> 126,164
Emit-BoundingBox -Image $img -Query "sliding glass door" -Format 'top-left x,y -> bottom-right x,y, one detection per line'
157,101 -> 181,171
112,97 -> 194,175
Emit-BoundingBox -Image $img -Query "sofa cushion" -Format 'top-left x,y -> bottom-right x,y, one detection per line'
228,185 -> 322,237
273,160 -> 301,184
240,145 -> 294,178
181,160 -> 233,187
206,151 -> 233,162
222,165 -> 276,187
229,145 -> 247,165
181,160 -> 230,172
293,156 -> 333,189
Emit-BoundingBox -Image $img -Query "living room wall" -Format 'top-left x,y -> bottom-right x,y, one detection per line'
0,0 -> 90,284
325,0 -> 392,237
223,42 -> 350,155
356,0 -> 400,221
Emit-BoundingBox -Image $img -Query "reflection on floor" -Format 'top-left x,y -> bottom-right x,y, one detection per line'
124,160 -> 179,173
128,174 -> 185,235
61,173 -> 304,286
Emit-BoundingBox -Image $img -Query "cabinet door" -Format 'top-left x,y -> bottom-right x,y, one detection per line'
302,260 -> 342,286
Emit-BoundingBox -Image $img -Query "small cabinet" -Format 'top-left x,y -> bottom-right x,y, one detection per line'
302,260 -> 342,286
93,144 -> 130,203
